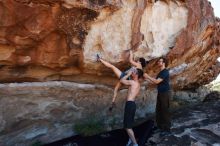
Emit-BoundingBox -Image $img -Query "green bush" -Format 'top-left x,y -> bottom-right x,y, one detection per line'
108,117 -> 118,129
73,117 -> 105,136
31,141 -> 43,146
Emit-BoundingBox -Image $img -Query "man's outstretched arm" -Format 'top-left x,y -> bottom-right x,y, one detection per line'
144,73 -> 163,84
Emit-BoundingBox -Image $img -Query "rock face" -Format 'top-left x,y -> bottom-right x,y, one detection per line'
0,81 -> 157,146
0,81 -> 215,146
0,0 -> 219,89
146,97 -> 220,146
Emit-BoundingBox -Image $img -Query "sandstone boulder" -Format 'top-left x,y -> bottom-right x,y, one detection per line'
0,0 -> 219,89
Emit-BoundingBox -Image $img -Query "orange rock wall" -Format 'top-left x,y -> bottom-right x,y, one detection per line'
0,0 -> 219,90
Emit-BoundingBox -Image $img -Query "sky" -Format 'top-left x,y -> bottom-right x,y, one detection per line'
208,0 -> 220,82
208,0 -> 220,17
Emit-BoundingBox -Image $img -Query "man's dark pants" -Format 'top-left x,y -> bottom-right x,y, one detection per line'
156,91 -> 171,131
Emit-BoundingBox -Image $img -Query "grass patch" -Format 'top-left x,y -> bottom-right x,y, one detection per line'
31,141 -> 43,146
73,117 -> 105,136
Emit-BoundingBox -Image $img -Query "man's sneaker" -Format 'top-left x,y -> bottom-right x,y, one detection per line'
126,139 -> 132,146
108,102 -> 116,112
159,131 -> 172,137
154,128 -> 163,133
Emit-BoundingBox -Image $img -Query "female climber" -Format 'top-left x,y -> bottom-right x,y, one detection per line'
97,50 -> 146,111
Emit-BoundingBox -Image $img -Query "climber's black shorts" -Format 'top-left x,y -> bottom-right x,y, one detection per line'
123,101 -> 136,128
119,72 -> 131,80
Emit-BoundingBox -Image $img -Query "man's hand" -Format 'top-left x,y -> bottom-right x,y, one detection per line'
120,70 -> 133,86
108,102 -> 116,112
144,73 -> 150,79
